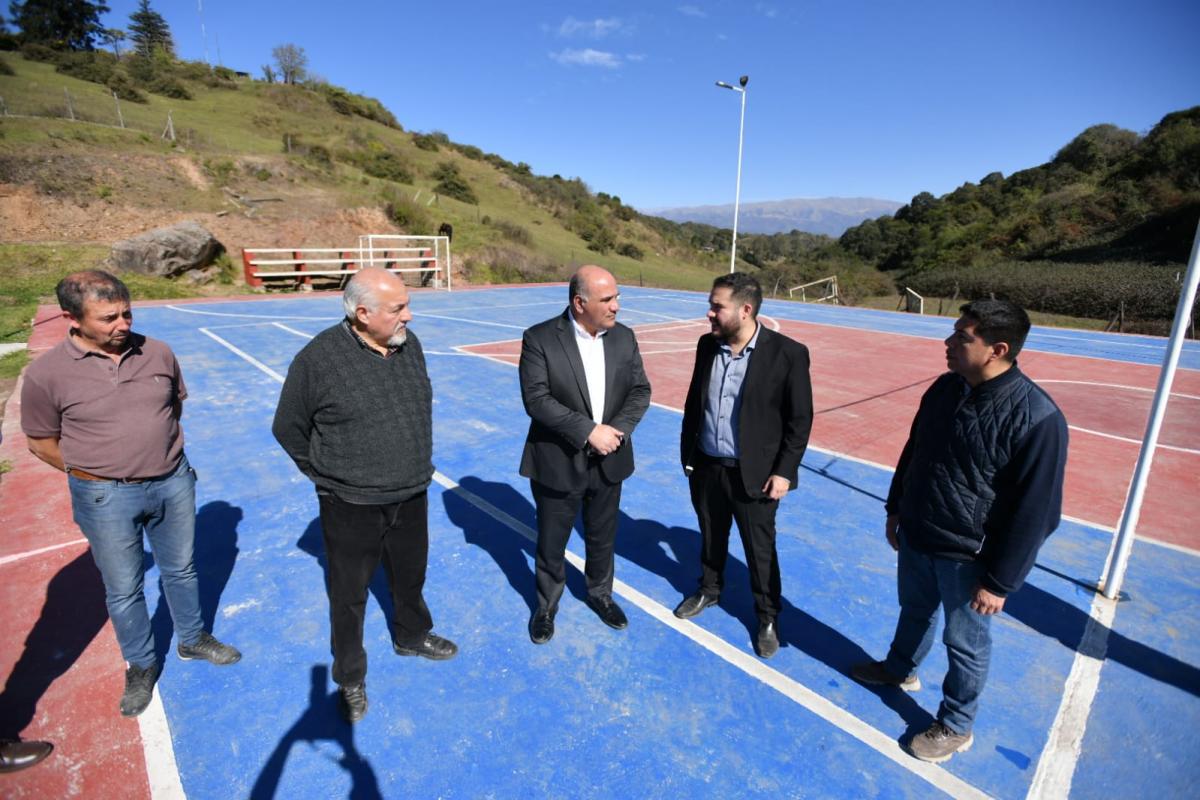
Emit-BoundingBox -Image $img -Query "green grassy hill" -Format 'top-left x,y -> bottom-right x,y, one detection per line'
0,50 -> 738,297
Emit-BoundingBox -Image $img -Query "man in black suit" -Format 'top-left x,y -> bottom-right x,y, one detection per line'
676,272 -> 813,658
519,265 -> 652,644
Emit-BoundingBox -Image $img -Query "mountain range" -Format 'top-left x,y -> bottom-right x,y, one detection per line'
644,197 -> 904,236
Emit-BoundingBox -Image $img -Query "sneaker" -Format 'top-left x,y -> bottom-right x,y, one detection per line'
851,660 -> 921,691
907,721 -> 973,763
392,632 -> 458,661
119,663 -> 161,717
339,682 -> 368,723
178,632 -> 242,665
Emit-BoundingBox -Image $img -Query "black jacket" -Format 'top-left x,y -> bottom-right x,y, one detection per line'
886,365 -> 1069,596
518,310 -> 651,492
680,325 -> 814,497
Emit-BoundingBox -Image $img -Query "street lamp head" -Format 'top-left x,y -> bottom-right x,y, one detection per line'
715,81 -> 733,89
739,75 -> 749,87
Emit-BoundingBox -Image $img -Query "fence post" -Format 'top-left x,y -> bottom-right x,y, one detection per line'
0,96 -> 7,116
113,91 -> 125,129
64,87 -> 75,121
242,249 -> 262,287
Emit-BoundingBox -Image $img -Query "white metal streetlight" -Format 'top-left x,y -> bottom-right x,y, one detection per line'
715,75 -> 748,274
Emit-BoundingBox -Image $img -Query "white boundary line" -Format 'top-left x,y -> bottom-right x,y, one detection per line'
1038,379 -> 1200,401
139,690 -> 186,799
1069,425 -> 1200,456
200,320 -> 991,798
0,537 -> 88,567
431,472 -> 991,800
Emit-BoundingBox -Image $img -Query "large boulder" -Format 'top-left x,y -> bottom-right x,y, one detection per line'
111,221 -> 225,280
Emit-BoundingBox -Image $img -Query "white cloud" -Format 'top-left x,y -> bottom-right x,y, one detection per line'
550,48 -> 622,69
677,4 -> 707,17
626,53 -> 647,62
558,16 -> 623,38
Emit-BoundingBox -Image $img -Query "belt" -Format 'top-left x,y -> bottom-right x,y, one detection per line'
68,467 -> 148,483
697,452 -> 740,469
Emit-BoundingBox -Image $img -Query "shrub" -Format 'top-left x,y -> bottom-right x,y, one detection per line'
0,57 -> 12,76
203,158 -> 236,185
411,132 -> 440,151
616,242 -> 644,260
432,161 -> 478,204
489,219 -> 532,246
361,150 -> 413,183
382,191 -> 434,235
462,246 -> 564,284
146,75 -> 191,99
20,43 -> 62,63
106,71 -> 147,103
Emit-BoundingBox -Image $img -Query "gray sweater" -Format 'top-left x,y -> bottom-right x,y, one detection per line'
272,321 -> 434,504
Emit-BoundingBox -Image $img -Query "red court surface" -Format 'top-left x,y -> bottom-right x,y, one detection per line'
464,315 -> 1200,552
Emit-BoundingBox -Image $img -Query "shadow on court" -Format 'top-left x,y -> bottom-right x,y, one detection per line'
249,665 -> 381,800
150,500 -> 243,665
439,474 -> 933,736
297,517 -> 399,639
0,550 -> 108,738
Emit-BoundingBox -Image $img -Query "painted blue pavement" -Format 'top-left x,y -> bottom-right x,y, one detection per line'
122,290 -> 1199,799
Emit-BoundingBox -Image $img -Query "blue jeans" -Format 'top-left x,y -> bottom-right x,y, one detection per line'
883,533 -> 993,734
69,455 -> 203,669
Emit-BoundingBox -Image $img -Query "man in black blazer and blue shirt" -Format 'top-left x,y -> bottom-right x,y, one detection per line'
677,272 -> 813,658
519,265 -> 651,644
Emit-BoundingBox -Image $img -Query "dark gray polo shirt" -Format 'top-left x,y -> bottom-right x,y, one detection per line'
21,332 -> 187,478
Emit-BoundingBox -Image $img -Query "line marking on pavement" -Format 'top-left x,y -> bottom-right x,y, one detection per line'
1068,425 -> 1200,456
198,328 -> 287,382
167,304 -> 331,321
139,688 -> 185,800
431,471 -> 992,800
0,537 -> 88,567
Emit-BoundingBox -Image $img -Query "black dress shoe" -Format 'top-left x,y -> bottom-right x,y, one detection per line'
586,595 -> 628,630
529,609 -> 555,644
0,739 -> 53,773
755,620 -> 779,659
393,632 -> 458,660
339,683 -> 367,723
673,591 -> 719,619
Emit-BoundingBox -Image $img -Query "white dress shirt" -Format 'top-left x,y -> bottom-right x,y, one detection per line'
571,316 -> 607,425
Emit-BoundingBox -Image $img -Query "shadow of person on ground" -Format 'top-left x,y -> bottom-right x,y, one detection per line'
441,476 -> 540,614
150,500 -> 243,665
0,549 -> 108,739
297,517 -> 396,635
249,664 -> 381,800
438,475 -> 931,732
1007,578 -> 1200,698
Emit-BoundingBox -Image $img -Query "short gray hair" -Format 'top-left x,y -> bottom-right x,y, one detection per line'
342,274 -> 379,319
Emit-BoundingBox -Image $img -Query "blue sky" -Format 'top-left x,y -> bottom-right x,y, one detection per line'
96,1 -> 1198,210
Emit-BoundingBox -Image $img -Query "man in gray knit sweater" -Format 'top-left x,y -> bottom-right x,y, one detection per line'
272,267 -> 457,723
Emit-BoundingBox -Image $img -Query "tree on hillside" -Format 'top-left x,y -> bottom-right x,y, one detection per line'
8,0 -> 110,50
272,43 -> 307,85
128,0 -> 173,57
100,26 -> 124,56
261,63 -> 276,83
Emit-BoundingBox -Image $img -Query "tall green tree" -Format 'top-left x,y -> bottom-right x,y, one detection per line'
128,0 -> 172,57
8,0 -> 110,50
271,43 -> 307,85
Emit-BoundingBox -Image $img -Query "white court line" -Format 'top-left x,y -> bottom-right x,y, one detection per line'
413,311 -> 527,330
140,689 -> 185,799
431,472 -> 991,800
197,328 -> 286,382
1039,379 -> 1200,402
0,537 -> 87,567
167,304 -> 331,321
1069,425 -> 1200,456
272,322 -> 314,340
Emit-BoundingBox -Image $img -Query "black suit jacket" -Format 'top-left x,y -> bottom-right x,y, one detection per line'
519,310 -> 652,492
680,325 -> 814,498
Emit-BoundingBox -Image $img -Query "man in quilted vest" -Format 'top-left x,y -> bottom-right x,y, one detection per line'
852,299 -> 1068,763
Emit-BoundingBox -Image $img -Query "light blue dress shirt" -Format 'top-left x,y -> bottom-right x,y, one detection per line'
700,323 -> 761,459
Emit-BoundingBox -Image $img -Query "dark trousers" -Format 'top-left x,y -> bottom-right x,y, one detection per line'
689,459 -> 781,623
318,491 -> 433,686
531,468 -> 621,613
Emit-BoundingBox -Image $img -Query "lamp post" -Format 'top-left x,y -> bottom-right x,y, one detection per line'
715,75 -> 748,274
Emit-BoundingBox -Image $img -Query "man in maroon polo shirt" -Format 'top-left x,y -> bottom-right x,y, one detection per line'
18,270 -> 240,718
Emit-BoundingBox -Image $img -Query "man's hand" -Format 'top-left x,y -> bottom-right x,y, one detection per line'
762,474 -> 790,501
586,424 -> 625,456
970,586 -> 1006,615
885,514 -> 900,552
27,435 -> 66,473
